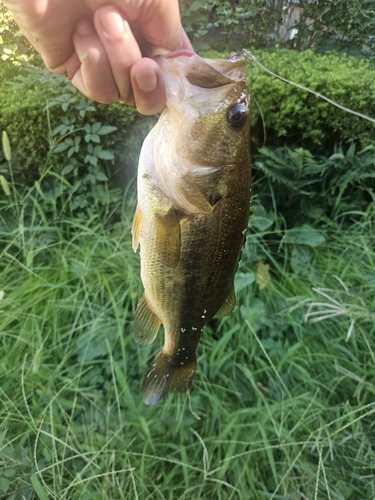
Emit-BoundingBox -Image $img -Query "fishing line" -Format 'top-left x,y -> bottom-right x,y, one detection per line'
241,49 -> 375,125
252,94 -> 267,145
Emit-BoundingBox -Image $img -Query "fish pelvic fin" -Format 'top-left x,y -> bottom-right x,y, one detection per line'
142,350 -> 196,405
134,294 -> 161,345
131,204 -> 142,252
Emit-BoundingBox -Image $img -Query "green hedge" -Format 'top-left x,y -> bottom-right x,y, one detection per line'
0,66 -> 148,186
205,48 -> 375,150
2,49 -> 375,189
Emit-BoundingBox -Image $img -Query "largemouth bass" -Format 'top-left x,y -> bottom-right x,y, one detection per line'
132,50 -> 251,405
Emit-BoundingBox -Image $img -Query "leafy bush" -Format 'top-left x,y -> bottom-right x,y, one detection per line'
0,3 -> 39,81
0,66 -> 144,186
253,143 -> 375,227
205,48 -> 375,150
248,49 -> 375,149
293,0 -> 375,55
0,65 -> 158,214
245,142 -> 375,285
181,0 -> 375,56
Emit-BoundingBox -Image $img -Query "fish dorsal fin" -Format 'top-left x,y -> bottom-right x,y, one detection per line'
214,283 -> 236,317
134,294 -> 161,345
132,204 -> 142,252
155,209 -> 181,267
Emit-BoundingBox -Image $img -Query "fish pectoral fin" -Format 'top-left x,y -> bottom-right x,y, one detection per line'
214,283 -> 236,317
142,349 -> 196,405
176,167 -> 220,215
131,204 -> 142,252
155,209 -> 181,268
134,294 -> 161,345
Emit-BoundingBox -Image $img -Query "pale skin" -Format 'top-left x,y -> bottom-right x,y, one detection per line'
3,0 -> 193,114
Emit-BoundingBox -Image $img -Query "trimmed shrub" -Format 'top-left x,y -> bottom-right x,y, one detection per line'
0,66 -> 147,187
205,48 -> 375,150
2,48 -> 375,195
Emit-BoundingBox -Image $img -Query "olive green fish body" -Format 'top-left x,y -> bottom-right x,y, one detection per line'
132,51 -> 251,405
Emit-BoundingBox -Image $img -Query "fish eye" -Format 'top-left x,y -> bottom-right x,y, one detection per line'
227,103 -> 247,128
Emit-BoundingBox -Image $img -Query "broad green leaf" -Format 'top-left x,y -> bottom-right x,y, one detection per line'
92,121 -> 102,133
284,224 -> 325,247
90,134 -> 101,144
61,164 -> 76,175
96,171 -> 109,181
250,204 -> 275,231
0,477 -> 10,494
235,272 -> 256,293
97,125 -> 117,135
52,124 -> 66,136
31,475 -> 49,500
96,149 -> 114,160
87,173 -> 97,184
85,155 -> 98,167
67,146 -> 76,158
291,246 -> 312,274
53,143 -> 69,153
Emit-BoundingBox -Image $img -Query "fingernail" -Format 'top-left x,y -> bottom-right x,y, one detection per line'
99,9 -> 125,37
76,19 -> 94,36
135,70 -> 158,93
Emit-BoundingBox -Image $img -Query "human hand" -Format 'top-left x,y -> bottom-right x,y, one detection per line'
3,0 -> 192,114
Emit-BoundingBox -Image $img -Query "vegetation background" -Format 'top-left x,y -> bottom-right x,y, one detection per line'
1,1 -> 375,498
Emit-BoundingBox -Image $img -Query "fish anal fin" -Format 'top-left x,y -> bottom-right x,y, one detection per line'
134,294 -> 161,345
155,210 -> 181,268
214,283 -> 236,317
132,204 -> 142,252
142,349 -> 196,405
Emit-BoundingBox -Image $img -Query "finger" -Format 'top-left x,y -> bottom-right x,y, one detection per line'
72,18 -> 121,104
85,0 -> 192,52
93,5 -> 142,103
131,58 -> 166,115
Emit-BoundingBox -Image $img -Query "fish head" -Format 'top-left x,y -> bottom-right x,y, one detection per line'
155,50 -> 250,172
148,50 -> 251,214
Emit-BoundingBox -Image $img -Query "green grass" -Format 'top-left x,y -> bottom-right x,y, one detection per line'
1,178 -> 375,499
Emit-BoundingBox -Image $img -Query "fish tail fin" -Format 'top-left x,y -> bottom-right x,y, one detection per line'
142,350 -> 196,405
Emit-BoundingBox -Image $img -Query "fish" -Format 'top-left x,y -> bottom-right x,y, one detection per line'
132,49 -> 251,405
